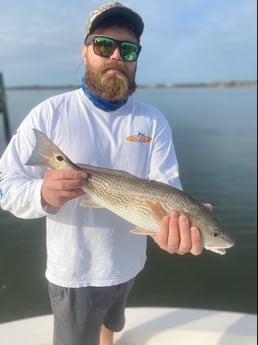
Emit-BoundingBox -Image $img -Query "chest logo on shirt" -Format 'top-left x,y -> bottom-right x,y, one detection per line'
126,132 -> 153,143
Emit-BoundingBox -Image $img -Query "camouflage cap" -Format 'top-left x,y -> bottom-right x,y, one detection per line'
85,2 -> 144,40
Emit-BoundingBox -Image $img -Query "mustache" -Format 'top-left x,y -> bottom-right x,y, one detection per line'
100,61 -> 130,76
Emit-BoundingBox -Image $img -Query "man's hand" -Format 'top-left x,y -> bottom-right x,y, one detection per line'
151,203 -> 213,255
41,170 -> 87,208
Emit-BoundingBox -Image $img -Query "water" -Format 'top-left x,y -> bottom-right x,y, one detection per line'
0,87 -> 257,323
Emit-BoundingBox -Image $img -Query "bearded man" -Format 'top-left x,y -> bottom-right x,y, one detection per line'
0,3 -> 204,345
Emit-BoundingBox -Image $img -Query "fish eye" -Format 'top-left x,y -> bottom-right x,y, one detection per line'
211,232 -> 221,238
56,155 -> 64,161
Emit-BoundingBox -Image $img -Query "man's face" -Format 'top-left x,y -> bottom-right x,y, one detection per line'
82,26 -> 138,102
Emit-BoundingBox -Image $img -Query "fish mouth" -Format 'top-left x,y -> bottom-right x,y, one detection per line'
208,248 -> 227,255
206,235 -> 235,255
206,243 -> 234,255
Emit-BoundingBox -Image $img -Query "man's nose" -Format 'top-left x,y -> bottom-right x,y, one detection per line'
110,46 -> 122,61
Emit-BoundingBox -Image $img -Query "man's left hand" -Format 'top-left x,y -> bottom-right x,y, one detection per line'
151,204 -> 212,255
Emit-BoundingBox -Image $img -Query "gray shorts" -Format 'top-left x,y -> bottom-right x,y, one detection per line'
48,278 -> 135,345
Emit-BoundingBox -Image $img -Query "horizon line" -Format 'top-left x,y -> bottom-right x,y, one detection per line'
4,80 -> 257,90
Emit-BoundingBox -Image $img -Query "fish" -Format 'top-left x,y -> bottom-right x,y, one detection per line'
26,128 -> 235,255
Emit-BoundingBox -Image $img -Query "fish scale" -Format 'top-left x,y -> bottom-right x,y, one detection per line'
83,173 -> 158,228
84,174 -> 206,232
26,128 -> 235,255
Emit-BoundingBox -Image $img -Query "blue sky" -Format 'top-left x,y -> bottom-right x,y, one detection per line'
0,0 -> 257,86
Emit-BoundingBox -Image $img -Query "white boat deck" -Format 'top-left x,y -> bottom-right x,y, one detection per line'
0,307 -> 256,345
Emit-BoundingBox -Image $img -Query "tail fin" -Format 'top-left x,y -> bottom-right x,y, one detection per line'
26,129 -> 78,171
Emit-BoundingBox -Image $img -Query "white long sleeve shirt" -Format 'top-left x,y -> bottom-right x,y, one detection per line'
0,88 -> 182,287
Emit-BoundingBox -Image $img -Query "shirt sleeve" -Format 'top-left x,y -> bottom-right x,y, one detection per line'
148,111 -> 183,191
0,109 -> 59,219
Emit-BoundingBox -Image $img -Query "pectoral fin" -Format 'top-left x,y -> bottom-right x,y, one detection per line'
145,200 -> 168,222
130,228 -> 156,236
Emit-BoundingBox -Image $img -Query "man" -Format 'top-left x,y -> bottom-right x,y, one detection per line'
0,2 -> 207,345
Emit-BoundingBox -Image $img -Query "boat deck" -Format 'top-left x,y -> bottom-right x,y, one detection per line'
0,307 -> 256,345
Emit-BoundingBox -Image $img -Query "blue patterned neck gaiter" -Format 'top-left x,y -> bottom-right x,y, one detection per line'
81,78 -> 127,111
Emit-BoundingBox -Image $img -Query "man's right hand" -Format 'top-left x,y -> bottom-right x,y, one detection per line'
41,170 -> 87,208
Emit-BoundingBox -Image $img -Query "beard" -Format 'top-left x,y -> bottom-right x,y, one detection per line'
85,60 -> 137,102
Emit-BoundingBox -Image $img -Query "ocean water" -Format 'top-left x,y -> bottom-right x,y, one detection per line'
0,87 -> 257,323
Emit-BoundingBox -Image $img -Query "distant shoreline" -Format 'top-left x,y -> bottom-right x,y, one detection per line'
5,80 -> 257,90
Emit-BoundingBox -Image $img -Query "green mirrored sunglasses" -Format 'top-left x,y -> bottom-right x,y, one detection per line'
85,36 -> 142,62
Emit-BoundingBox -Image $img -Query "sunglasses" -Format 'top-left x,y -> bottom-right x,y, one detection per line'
85,36 -> 142,62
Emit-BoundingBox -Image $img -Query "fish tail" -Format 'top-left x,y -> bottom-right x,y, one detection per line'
26,128 -> 77,170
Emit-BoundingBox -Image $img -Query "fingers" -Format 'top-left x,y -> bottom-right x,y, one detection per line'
41,169 -> 87,207
167,212 -> 180,251
152,211 -> 203,256
177,215 -> 192,254
45,169 -> 87,183
203,203 -> 213,212
45,170 -> 87,191
190,226 -> 203,255
154,215 -> 170,252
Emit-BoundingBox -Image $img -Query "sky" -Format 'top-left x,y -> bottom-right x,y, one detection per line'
0,0 -> 257,86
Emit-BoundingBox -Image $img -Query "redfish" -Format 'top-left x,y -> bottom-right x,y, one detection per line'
26,129 -> 235,255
